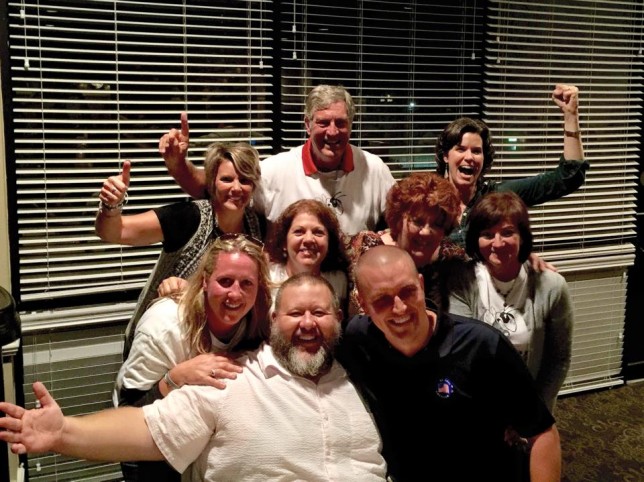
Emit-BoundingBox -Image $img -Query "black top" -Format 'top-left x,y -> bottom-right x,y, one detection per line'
338,305 -> 555,481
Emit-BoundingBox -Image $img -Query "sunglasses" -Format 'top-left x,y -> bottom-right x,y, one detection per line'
215,232 -> 264,249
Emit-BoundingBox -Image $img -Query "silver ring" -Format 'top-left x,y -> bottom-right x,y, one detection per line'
210,368 -> 217,378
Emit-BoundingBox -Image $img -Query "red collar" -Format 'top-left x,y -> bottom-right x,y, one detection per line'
302,139 -> 354,175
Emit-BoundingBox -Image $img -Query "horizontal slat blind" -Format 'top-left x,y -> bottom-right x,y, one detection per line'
485,0 -> 642,390
280,0 -> 485,176
484,0 -> 642,259
7,0 -> 274,306
559,268 -> 627,393
21,317 -> 127,481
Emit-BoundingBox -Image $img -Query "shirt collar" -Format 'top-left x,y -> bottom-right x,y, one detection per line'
302,139 -> 354,175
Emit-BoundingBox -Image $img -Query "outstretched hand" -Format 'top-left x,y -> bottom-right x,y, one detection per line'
159,112 -> 190,174
0,382 -> 64,455
99,160 -> 131,207
552,84 -> 579,116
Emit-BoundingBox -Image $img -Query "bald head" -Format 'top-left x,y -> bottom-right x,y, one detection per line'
353,245 -> 431,357
354,245 -> 418,294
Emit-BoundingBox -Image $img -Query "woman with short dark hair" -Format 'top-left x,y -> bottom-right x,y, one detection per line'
435,84 -> 586,247
446,191 -> 573,413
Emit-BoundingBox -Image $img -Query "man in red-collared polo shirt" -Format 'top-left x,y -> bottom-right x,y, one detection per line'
161,85 -> 395,235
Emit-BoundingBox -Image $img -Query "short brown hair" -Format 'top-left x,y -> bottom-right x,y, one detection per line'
274,272 -> 340,315
465,191 -> 533,263
434,117 -> 495,178
385,172 -> 461,240
266,199 -> 349,273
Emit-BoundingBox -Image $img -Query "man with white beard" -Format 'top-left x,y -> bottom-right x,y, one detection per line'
0,274 -> 386,481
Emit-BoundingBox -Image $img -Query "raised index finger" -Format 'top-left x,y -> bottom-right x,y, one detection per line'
180,112 -> 189,139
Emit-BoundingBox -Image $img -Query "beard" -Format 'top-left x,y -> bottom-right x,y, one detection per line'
270,324 -> 341,379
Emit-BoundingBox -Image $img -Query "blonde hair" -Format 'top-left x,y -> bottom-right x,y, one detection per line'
179,234 -> 271,354
204,142 -> 261,199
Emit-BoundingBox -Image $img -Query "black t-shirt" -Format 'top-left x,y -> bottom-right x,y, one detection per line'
154,201 -> 202,253
338,308 -> 554,481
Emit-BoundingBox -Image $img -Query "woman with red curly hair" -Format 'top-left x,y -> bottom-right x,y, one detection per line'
347,172 -> 465,314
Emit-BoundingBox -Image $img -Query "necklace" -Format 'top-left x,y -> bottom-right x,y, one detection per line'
491,276 -> 517,307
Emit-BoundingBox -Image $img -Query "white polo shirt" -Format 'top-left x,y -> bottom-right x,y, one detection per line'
253,141 -> 395,235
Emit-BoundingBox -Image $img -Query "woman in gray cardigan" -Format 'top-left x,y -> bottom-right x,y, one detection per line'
445,191 -> 573,413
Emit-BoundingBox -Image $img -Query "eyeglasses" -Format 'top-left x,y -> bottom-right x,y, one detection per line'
406,217 -> 435,233
215,232 -> 264,249
406,212 -> 447,234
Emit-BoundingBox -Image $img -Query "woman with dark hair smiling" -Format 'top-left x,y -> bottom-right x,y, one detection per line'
265,199 -> 350,311
446,191 -> 573,413
435,84 -> 587,248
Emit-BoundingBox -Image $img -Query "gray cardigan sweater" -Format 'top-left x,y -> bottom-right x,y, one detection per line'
446,260 -> 573,412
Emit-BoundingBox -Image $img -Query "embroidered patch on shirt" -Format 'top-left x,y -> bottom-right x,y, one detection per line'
436,378 -> 454,398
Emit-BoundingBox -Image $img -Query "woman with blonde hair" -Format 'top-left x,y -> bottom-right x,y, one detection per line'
115,234 -> 271,481
96,142 -> 265,356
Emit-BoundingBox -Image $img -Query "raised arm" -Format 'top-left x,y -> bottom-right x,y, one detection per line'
95,160 -> 164,245
159,112 -> 207,199
552,84 -> 584,161
0,382 -> 163,461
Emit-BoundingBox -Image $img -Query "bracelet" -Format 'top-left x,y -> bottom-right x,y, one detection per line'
98,201 -> 122,217
98,192 -> 128,216
163,371 -> 181,390
99,200 -> 123,211
564,129 -> 581,139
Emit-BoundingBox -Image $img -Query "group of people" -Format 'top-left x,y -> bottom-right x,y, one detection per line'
0,83 -> 585,481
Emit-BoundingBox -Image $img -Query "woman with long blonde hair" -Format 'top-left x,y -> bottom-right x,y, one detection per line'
115,234 -> 271,482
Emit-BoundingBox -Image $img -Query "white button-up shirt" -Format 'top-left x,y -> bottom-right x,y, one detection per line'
143,343 -> 386,481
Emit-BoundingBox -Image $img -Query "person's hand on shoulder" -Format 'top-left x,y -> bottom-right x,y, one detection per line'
165,353 -> 243,392
157,276 -> 188,300
529,252 -> 557,273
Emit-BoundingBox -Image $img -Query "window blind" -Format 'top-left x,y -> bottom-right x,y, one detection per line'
280,0 -> 485,176
560,268 -> 627,394
21,317 -> 128,482
6,0 -> 274,307
484,0 -> 643,390
484,0 -> 642,261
